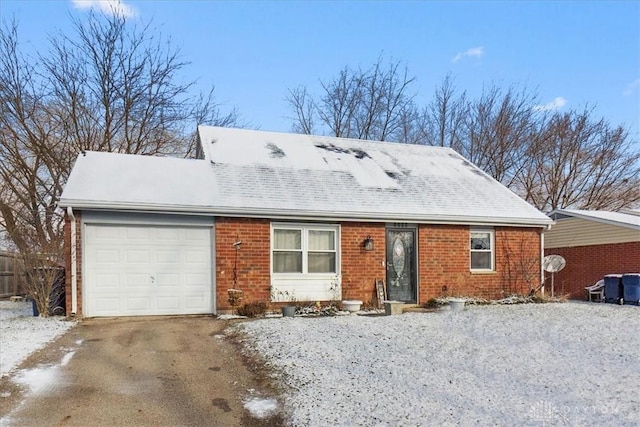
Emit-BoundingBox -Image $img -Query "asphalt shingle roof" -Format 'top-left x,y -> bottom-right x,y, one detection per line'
59,126 -> 552,226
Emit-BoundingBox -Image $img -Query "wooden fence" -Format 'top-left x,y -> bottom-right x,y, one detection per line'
0,251 -> 23,297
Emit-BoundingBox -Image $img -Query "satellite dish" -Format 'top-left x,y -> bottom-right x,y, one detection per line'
543,255 -> 566,298
543,255 -> 566,273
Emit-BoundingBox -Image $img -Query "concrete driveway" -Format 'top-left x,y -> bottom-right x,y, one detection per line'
0,316 -> 284,426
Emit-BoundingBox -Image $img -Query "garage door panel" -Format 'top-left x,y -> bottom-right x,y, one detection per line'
126,227 -> 151,240
185,296 -> 207,310
126,249 -> 150,263
185,228 -> 209,241
92,225 -> 122,241
156,227 -> 180,238
157,249 -> 180,263
94,296 -> 120,313
156,273 -> 180,287
185,249 -> 208,264
125,273 -> 150,287
156,297 -> 180,310
95,273 -> 120,289
95,248 -> 120,263
85,223 -> 213,317
185,273 -> 207,287
126,297 -> 151,313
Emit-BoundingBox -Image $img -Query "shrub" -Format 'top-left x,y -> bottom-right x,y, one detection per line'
297,302 -> 340,316
423,298 -> 440,309
236,301 -> 268,317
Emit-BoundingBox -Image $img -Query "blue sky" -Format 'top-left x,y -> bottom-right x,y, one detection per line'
2,0 -> 639,139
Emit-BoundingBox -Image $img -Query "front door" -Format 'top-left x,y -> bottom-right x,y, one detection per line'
385,228 -> 417,303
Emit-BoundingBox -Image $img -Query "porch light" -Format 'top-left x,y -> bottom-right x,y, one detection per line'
363,236 -> 374,251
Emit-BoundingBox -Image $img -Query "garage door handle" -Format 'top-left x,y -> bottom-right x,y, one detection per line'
150,276 -> 155,284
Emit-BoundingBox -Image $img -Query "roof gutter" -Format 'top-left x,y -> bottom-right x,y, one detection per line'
66,207 -> 78,316
549,209 -> 640,231
540,230 -> 545,296
59,200 -> 553,228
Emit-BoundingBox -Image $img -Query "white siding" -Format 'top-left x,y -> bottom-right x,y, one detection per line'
271,275 -> 341,302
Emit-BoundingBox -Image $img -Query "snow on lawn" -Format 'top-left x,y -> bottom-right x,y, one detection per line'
238,302 -> 639,426
0,301 -> 76,378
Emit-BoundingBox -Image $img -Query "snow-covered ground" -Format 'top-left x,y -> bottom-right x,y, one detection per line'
0,301 -> 76,378
2,300 -> 638,425
238,302 -> 640,426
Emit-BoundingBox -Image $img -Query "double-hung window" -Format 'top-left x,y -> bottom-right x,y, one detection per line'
470,229 -> 494,271
272,225 -> 338,274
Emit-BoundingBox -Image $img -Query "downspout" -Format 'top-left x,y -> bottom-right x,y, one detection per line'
67,207 -> 78,315
540,224 -> 551,296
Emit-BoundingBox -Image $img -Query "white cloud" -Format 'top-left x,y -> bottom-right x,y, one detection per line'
623,78 -> 640,96
452,46 -> 484,63
533,97 -> 567,112
71,0 -> 136,17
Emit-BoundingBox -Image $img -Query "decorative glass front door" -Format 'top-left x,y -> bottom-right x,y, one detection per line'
385,228 -> 417,303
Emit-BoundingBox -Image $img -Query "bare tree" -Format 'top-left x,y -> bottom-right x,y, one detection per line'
392,105 -> 430,144
500,234 -> 541,296
427,81 -> 639,210
458,85 -> 539,188
0,13 -> 239,265
17,240 -> 65,317
185,87 -> 241,155
0,20 -> 64,254
288,62 -> 640,212
42,12 -> 239,157
426,74 -> 467,148
287,57 -> 418,141
518,109 -> 640,211
287,86 -> 315,134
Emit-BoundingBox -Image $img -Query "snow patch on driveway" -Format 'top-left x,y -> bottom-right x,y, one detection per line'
12,347 -> 76,396
0,301 -> 76,378
244,397 -> 279,419
13,365 -> 63,396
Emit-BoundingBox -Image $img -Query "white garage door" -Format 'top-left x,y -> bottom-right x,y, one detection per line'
84,223 -> 213,317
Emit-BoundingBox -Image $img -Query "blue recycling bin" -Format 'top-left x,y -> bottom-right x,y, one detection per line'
604,274 -> 623,304
622,273 -> 640,305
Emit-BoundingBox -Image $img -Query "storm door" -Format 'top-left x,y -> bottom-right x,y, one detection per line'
385,228 -> 417,303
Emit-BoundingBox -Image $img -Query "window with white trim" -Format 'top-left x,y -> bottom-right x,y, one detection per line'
470,229 -> 494,271
272,225 -> 338,274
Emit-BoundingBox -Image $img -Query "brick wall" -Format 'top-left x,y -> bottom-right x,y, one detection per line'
496,227 -> 543,298
215,220 -> 390,309
545,242 -> 640,299
340,222 -> 386,304
68,213 -> 543,315
215,217 -> 271,311
419,225 -> 541,301
215,219 -> 543,309
64,210 -> 83,316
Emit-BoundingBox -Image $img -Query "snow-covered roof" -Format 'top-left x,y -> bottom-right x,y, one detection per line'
549,209 -> 640,231
59,126 -> 552,226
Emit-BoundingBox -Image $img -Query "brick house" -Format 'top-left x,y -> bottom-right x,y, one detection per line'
59,126 -> 552,317
544,209 -> 640,299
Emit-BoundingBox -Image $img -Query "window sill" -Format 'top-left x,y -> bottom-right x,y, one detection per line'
272,272 -> 337,277
470,270 -> 497,275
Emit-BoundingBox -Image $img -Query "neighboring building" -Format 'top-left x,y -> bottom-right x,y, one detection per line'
59,126 -> 552,317
545,209 -> 640,299
621,208 -> 640,217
